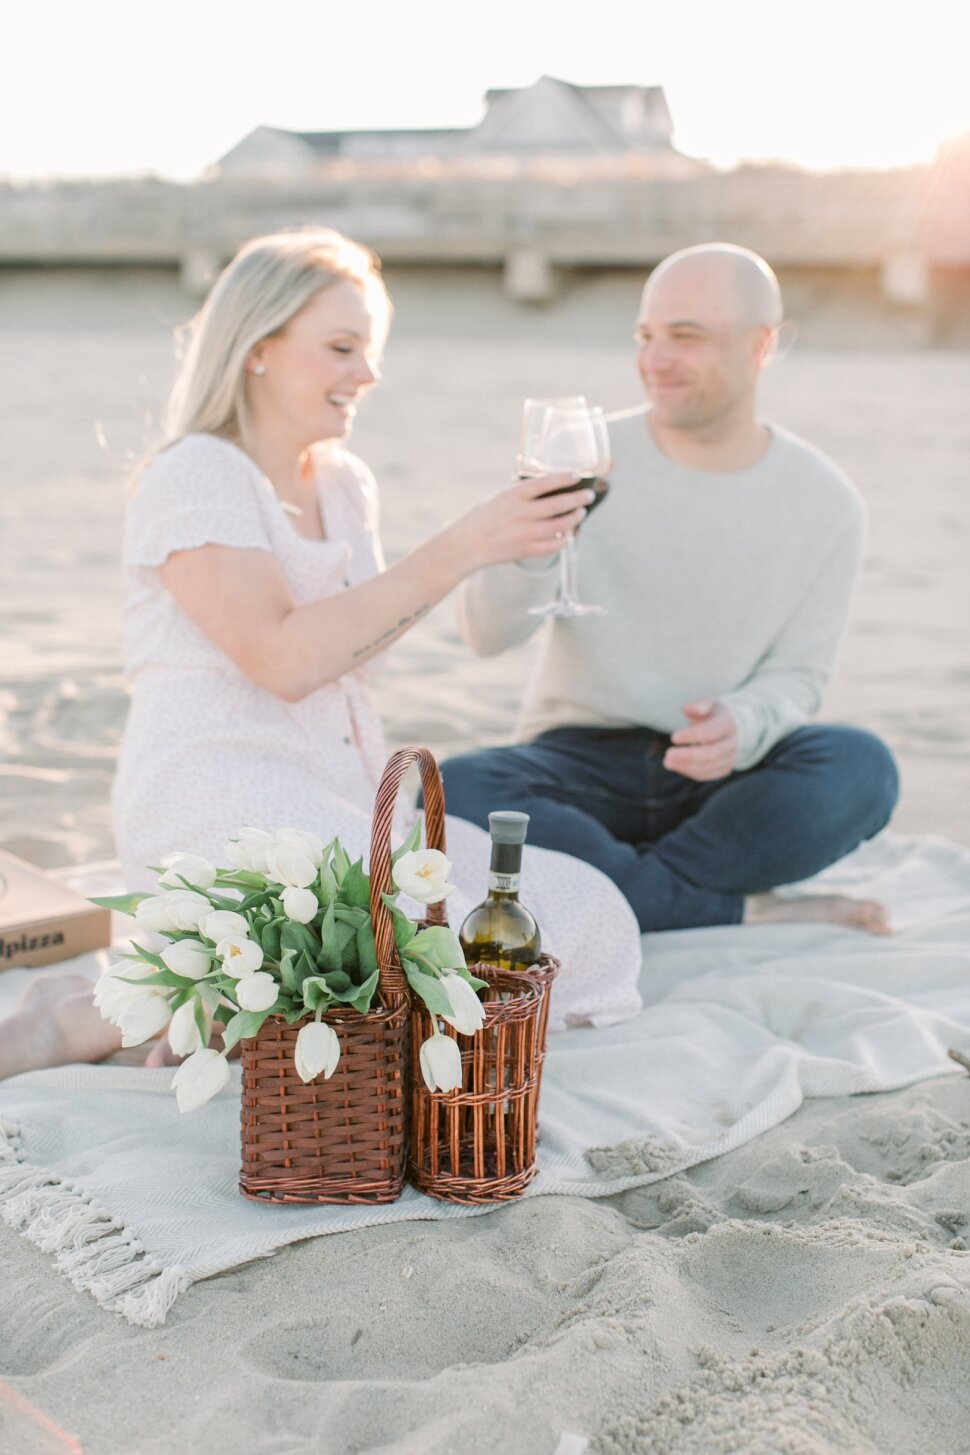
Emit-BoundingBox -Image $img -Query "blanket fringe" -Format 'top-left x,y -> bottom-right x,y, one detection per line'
0,1120 -> 192,1328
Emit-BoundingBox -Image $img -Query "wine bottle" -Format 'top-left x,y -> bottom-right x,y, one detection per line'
459,811 -> 541,971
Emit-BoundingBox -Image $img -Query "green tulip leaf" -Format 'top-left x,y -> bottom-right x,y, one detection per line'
112,968 -> 204,991
380,894 -> 418,950
277,946 -> 298,994
408,925 -> 466,973
349,967 -> 380,1013
300,976 -> 333,1013
292,948 -> 318,992
257,917 -> 283,963
332,840 -> 352,886
401,958 -> 453,1017
193,998 -> 211,1045
237,887 -> 279,914
316,899 -> 342,973
89,891 -> 150,915
316,844 -> 338,904
213,869 -> 267,888
281,920 -> 319,957
221,1008 -> 274,1053
390,817 -> 423,864
341,858 -> 371,909
333,903 -> 369,929
355,920 -> 378,976
115,947 -> 168,971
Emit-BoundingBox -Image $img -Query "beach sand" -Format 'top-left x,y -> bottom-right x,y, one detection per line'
1,269 -> 969,1454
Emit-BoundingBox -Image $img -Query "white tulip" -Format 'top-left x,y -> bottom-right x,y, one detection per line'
158,853 -> 217,891
265,839 -> 317,889
171,1048 -> 231,1113
134,894 -> 179,934
160,937 -> 213,981
116,992 -> 173,1048
93,963 -> 165,1039
224,826 -> 274,875
294,1021 -> 341,1083
275,828 -> 325,867
198,909 -> 250,942
234,971 -> 279,1012
93,962 -> 154,1020
164,890 -> 213,932
418,1031 -> 463,1093
168,999 -> 209,1057
216,934 -> 264,978
281,886 -> 319,924
392,849 -> 455,905
439,971 -> 487,1036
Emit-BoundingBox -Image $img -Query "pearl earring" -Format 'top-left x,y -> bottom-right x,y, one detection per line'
252,363 -> 266,376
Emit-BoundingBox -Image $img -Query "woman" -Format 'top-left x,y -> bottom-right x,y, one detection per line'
0,228 -> 642,1080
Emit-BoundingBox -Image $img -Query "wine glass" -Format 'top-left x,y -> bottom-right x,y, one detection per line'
517,397 -> 587,477
519,400 -> 610,618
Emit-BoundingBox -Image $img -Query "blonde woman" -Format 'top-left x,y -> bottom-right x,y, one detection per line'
0,229 -> 642,1078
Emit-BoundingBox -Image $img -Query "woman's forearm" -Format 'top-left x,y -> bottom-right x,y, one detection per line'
160,472 -> 590,703
261,530 -> 466,701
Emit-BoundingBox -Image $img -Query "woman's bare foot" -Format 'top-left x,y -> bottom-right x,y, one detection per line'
0,974 -> 123,1080
144,1038 -> 180,1067
744,892 -> 892,935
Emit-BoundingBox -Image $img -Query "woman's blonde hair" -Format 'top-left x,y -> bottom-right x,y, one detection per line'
163,227 -> 390,452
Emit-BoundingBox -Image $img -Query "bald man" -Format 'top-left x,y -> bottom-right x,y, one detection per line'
443,245 -> 899,935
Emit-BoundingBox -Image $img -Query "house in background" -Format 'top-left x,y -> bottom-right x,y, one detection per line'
214,75 -> 693,174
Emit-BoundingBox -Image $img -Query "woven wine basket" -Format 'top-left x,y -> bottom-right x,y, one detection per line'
408,956 -> 558,1204
238,746 -> 448,1204
404,751 -> 559,1203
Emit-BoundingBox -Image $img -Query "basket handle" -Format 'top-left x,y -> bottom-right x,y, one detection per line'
369,746 -> 448,996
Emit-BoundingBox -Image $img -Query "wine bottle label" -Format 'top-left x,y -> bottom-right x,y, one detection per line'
488,871 -> 521,893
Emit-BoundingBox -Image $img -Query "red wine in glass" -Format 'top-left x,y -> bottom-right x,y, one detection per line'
536,475 -> 610,516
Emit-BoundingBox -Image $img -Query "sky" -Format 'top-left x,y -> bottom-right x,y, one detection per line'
2,0 -> 967,180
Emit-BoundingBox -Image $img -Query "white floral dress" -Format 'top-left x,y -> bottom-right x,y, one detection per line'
113,433 -> 642,1029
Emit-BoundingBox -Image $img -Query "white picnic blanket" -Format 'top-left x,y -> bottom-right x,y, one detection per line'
2,832 -> 968,1327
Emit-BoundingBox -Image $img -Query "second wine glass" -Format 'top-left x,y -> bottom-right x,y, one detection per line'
519,400 -> 610,618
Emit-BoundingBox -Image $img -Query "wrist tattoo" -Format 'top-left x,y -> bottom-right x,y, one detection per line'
352,603 -> 432,659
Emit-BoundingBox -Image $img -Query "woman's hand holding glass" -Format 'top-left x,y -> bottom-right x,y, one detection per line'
448,471 -> 595,572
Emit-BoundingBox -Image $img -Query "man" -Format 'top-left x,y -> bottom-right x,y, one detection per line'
441,243 -> 899,934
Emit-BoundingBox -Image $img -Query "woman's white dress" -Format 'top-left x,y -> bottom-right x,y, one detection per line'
114,433 -> 642,1029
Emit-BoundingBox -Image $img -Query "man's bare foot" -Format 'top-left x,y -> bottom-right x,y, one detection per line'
0,974 -> 123,1081
744,892 -> 892,936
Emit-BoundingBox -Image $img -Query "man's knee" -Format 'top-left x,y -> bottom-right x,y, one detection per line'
778,724 -> 900,835
841,727 -> 899,834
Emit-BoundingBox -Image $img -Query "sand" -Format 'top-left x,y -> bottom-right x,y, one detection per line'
1,268 -> 969,1454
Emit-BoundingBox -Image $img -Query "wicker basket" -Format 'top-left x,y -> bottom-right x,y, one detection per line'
408,958 -> 558,1203
404,749 -> 559,1202
238,746 -> 448,1204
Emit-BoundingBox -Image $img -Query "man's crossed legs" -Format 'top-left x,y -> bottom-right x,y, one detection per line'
440,724 -> 899,934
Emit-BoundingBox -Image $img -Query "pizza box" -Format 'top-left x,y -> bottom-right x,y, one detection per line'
0,849 -> 112,969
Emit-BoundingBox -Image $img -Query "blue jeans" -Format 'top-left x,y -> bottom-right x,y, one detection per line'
439,725 -> 899,932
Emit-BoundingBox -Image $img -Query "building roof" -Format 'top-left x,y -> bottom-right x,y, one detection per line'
216,76 -> 677,172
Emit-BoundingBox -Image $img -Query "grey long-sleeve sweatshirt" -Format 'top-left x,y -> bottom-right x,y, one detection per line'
456,412 -> 864,772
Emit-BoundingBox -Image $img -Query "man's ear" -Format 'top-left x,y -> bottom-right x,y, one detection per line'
755,321 -> 796,369
751,324 -> 776,369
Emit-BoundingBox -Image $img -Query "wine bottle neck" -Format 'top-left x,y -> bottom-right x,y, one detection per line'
488,840 -> 523,900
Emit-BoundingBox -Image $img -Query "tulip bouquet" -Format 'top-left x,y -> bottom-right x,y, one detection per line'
92,822 -> 486,1113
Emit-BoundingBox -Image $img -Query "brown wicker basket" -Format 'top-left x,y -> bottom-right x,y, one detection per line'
403,750 -> 560,1202
238,746 -> 448,1204
408,958 -> 558,1203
